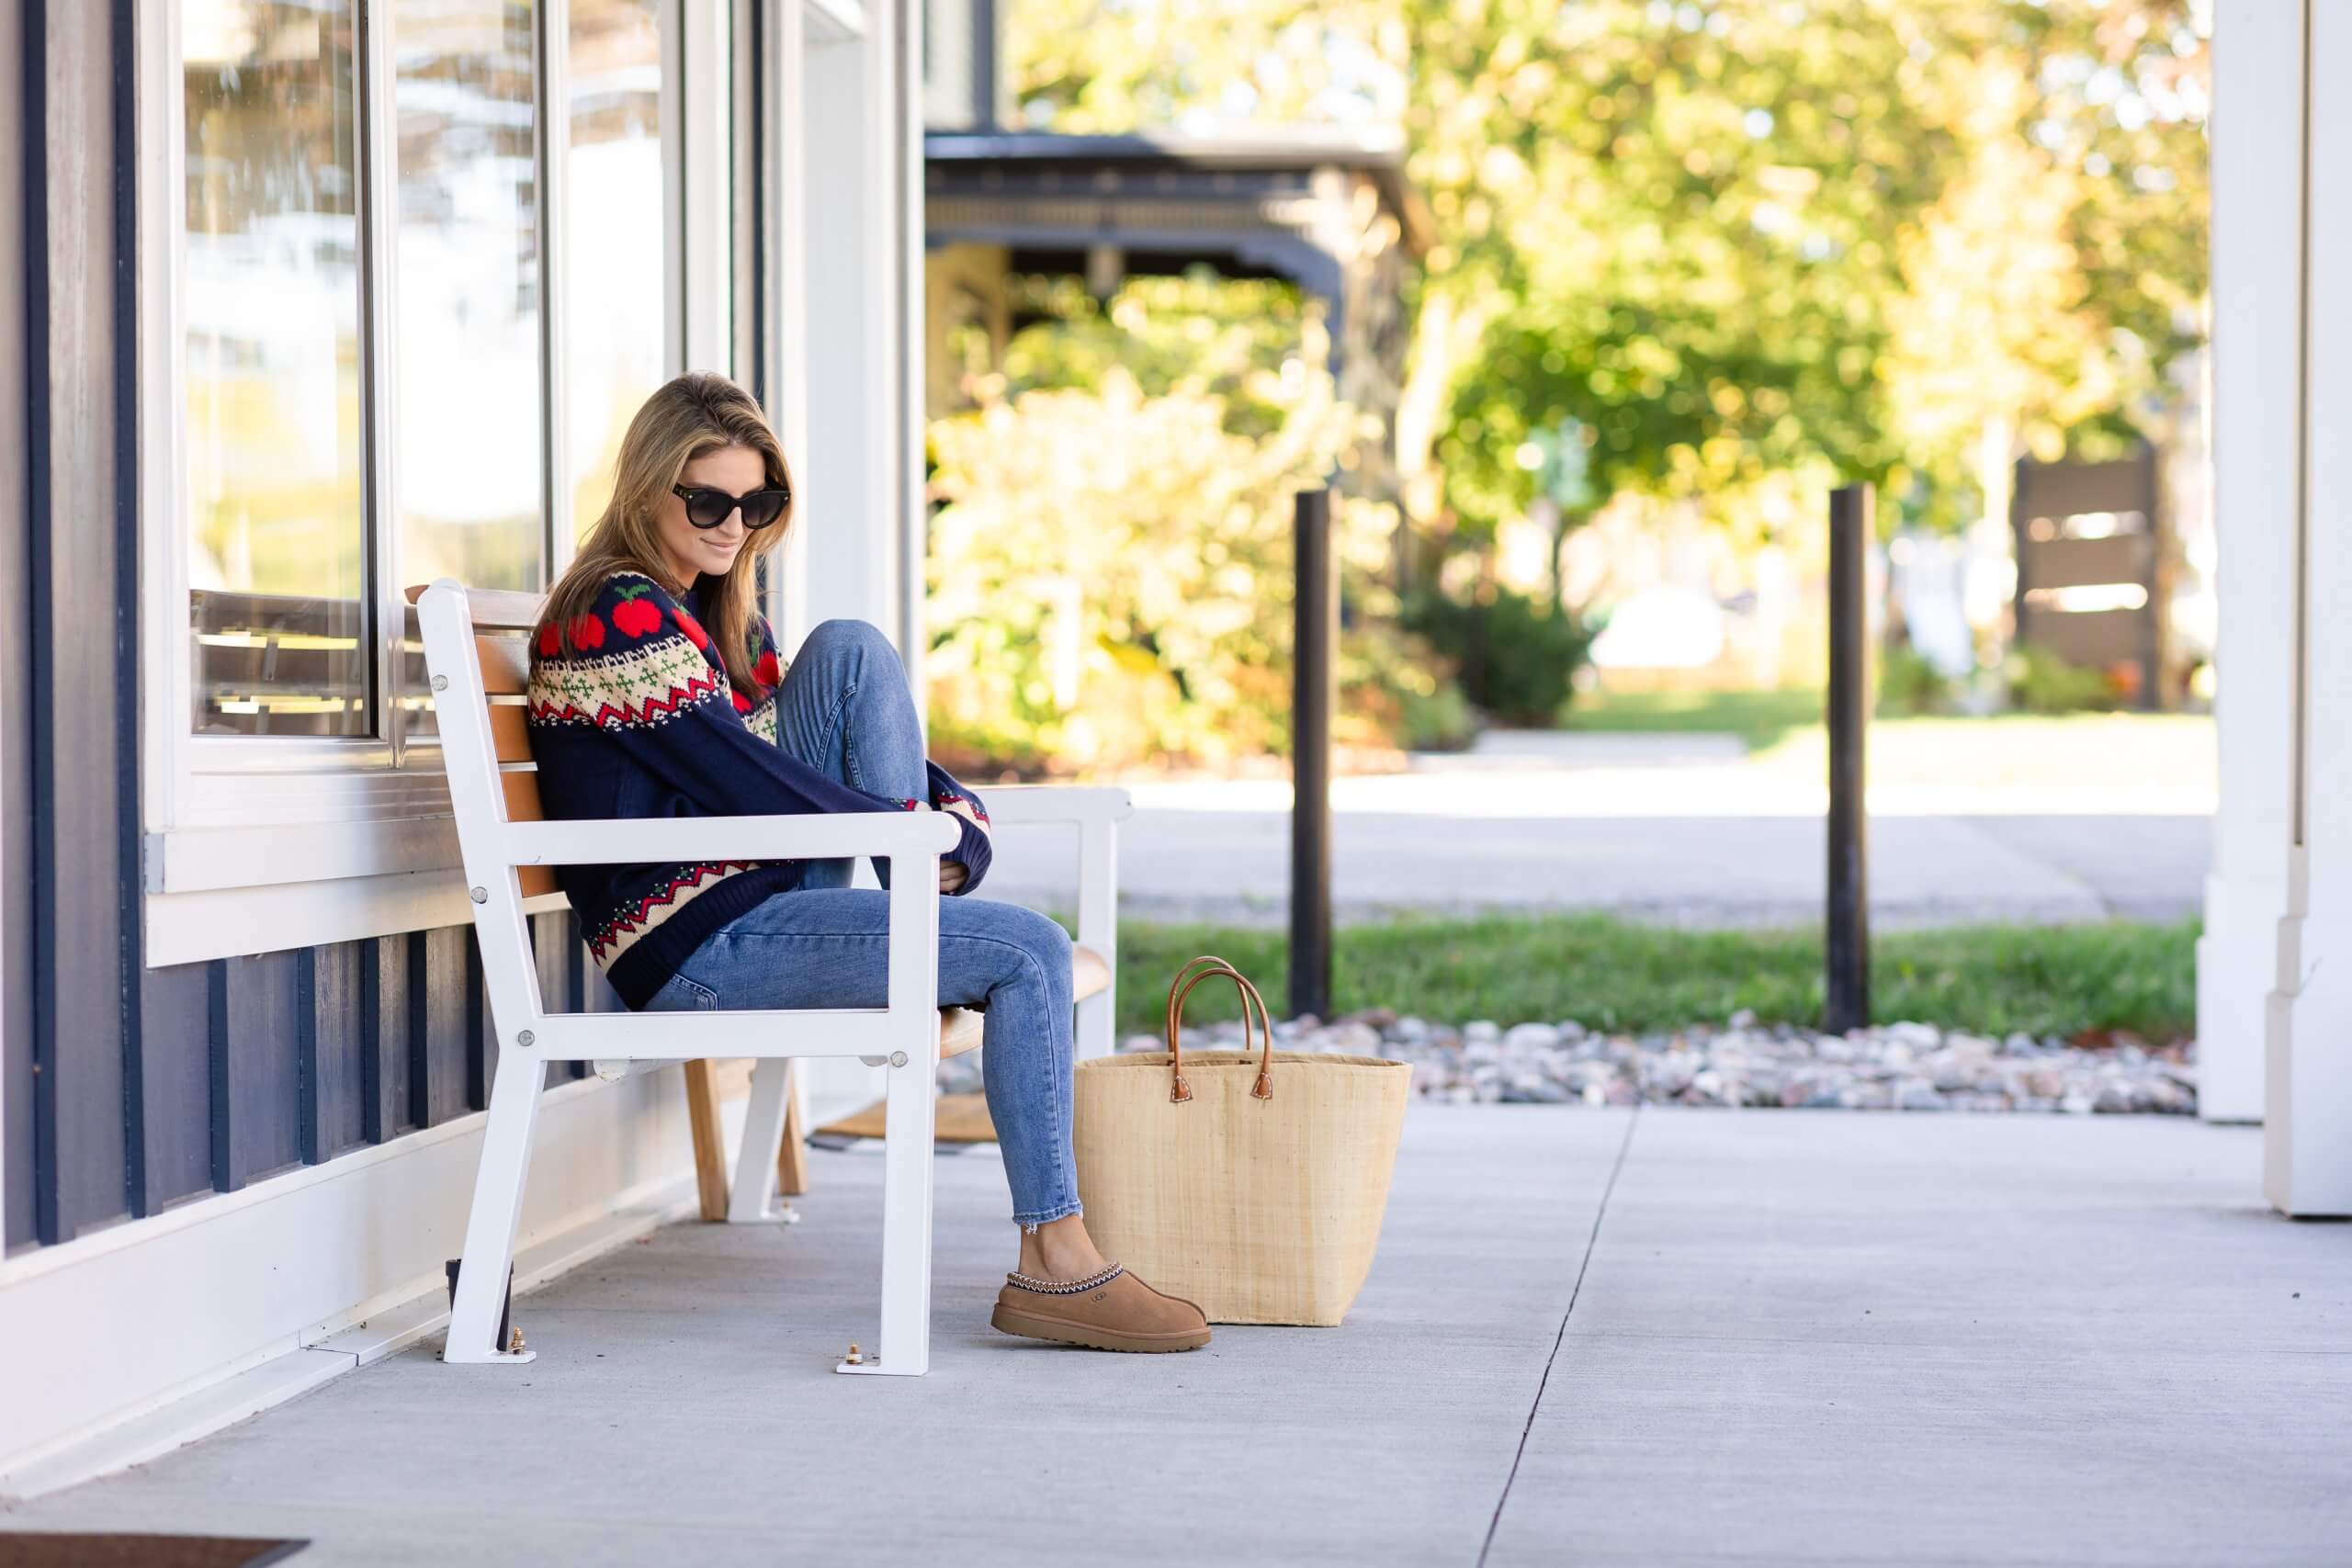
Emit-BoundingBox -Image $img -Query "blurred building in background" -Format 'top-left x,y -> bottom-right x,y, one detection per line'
920,0 -> 1426,509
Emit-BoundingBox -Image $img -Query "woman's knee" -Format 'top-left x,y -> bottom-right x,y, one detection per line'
1016,908 -> 1075,988
980,904 -> 1072,982
801,617 -> 898,669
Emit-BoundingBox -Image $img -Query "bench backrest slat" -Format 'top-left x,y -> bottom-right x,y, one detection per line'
414,581 -> 560,1037
488,704 -> 534,762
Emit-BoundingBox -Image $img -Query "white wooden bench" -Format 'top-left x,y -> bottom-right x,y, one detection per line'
415,581 -> 1127,1376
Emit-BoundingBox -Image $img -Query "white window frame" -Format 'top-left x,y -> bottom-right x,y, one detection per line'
138,0 -> 738,963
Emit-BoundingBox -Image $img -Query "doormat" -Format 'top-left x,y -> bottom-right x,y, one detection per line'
811,1091 -> 996,1145
0,1535 -> 307,1568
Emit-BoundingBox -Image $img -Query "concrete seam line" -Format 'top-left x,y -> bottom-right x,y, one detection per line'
1477,1104 -> 1641,1568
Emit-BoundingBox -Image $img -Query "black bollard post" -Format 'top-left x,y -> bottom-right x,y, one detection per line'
1825,482 -> 1872,1033
1291,487 -> 1336,1023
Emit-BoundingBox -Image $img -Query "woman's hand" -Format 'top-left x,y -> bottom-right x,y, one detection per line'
934,797 -> 982,893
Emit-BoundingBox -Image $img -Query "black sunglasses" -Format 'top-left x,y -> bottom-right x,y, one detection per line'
672,482 -> 791,530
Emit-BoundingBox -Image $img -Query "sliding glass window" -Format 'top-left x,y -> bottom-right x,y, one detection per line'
175,0 -> 684,751
183,1 -> 368,737
393,2 -> 545,739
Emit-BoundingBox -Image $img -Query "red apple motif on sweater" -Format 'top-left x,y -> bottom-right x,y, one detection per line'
569,613 -> 606,650
610,585 -> 663,640
731,689 -> 752,714
674,610 -> 710,649
753,649 -> 782,686
537,621 -> 561,657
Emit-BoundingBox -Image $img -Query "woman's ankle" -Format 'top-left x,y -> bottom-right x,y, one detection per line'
1017,1214 -> 1108,1281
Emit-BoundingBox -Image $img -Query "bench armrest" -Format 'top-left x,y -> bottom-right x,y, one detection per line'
503,811 -> 959,868
973,784 -> 1134,826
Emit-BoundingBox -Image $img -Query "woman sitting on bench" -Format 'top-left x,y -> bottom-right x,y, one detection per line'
526,372 -> 1209,1354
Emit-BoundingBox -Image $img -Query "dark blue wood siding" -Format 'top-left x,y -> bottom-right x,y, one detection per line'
139,962 -> 212,1212
307,943 -> 370,1162
418,926 -> 474,1126
16,0 -> 140,1246
11,914 -> 605,1252
215,951 -> 307,1190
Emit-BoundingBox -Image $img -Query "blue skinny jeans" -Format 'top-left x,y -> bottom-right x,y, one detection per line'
641,618 -> 1082,1228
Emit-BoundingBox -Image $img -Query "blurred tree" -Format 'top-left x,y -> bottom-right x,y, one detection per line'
985,270 -> 1338,442
926,263 -> 1474,771
1002,0 -> 2208,545
930,366 -> 1396,772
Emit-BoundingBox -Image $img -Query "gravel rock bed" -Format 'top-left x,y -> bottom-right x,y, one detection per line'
1082,1010 -> 2199,1114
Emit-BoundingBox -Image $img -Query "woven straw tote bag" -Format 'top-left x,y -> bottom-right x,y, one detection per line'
1072,957 -> 1413,1325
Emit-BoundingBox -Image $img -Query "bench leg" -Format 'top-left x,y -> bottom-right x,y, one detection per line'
778,1058 -> 809,1197
836,1054 -> 936,1375
1076,815 -> 1119,1061
683,1060 -> 729,1222
447,1054 -> 545,1365
728,1058 -> 798,1224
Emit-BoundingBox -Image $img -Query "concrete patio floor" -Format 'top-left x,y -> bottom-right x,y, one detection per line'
6,1109 -> 2346,1566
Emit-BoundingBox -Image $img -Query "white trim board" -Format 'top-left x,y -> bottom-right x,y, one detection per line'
0,1066 -> 785,1496
143,874 -> 574,969
0,1180 -> 695,1502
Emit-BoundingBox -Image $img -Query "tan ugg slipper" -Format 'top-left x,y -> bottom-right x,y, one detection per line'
989,1264 -> 1212,1353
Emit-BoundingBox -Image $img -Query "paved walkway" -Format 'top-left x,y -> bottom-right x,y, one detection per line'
9,1110 -> 2345,1565
988,730 -> 2213,925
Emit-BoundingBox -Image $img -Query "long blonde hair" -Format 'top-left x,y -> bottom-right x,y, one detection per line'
542,372 -> 795,692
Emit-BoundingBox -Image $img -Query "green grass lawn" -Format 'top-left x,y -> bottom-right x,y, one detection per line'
1109,913 -> 2199,1044
1559,687 -> 1826,748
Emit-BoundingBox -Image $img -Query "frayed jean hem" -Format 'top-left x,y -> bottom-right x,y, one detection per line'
1012,1199 -> 1084,1229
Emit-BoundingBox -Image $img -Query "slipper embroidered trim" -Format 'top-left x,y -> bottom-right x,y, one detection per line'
1003,1263 -> 1125,1296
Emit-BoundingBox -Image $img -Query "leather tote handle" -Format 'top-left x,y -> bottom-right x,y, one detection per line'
1163,956 -> 1248,1074
1163,955 -> 1275,1105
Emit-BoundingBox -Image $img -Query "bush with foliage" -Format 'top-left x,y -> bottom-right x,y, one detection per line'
927,269 -> 1476,773
1877,642 -> 1955,716
2005,644 -> 2120,715
1340,621 -> 1480,753
926,367 -> 1461,773
1400,581 -> 1597,728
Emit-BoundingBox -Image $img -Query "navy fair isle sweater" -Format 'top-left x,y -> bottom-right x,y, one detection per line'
525,570 -> 992,1010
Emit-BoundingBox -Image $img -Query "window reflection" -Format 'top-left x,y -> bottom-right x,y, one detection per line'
185,0 -> 369,737
566,0 -> 667,544
395,0 -> 543,737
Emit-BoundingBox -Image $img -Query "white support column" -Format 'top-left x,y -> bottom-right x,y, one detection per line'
680,0 -> 731,375
2198,1 -> 2307,1124
766,0 -> 811,654
2265,1 -> 2352,1216
893,0 -> 928,702
790,0 -> 918,1121
540,0 -> 576,575
801,0 -> 902,641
